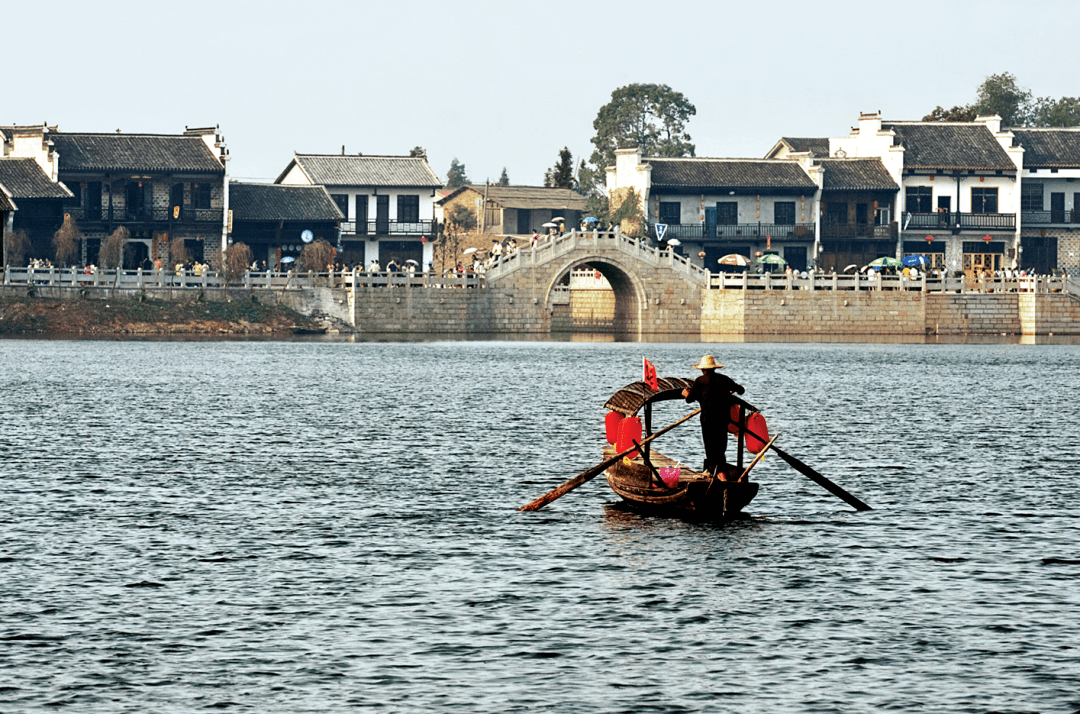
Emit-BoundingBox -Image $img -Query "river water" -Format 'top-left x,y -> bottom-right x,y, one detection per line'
2,338 -> 1078,712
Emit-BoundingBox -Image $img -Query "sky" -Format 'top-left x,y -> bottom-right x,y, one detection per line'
7,0 -> 1079,186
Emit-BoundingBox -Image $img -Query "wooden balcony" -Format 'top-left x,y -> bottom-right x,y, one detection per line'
1021,209 -> 1080,226
340,219 -> 434,237
906,212 -> 1016,231
820,221 -> 898,241
657,222 -> 816,241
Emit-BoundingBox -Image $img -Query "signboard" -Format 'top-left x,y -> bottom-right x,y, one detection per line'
301,229 -> 314,243
655,223 -> 668,242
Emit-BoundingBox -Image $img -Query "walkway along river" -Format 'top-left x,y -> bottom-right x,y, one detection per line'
4,229 -> 1080,337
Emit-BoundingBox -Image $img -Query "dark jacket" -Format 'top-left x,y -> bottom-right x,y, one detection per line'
685,370 -> 744,422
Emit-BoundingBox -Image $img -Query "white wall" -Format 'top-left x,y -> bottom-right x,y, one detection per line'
650,193 -> 814,225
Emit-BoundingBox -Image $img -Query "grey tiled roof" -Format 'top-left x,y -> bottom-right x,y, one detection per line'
280,154 -> 442,188
1011,128 -> 1080,168
0,158 -> 73,199
883,123 -> 1015,170
50,133 -> 225,174
648,158 -> 818,191
439,185 -> 588,211
817,158 -> 898,191
781,137 -> 830,155
0,187 -> 16,212
229,182 -> 344,222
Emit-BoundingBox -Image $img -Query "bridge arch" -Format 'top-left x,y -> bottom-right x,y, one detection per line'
543,254 -> 646,336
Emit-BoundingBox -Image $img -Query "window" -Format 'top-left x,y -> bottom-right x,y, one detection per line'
66,182 -> 81,207
716,202 -> 738,225
397,195 -> 420,223
658,201 -> 681,225
971,187 -> 998,214
774,201 -> 795,225
855,203 -> 868,224
330,193 -> 349,219
906,186 -> 933,213
875,207 -> 891,226
192,182 -> 212,209
86,182 -> 102,220
1021,182 -> 1044,212
826,202 -> 847,224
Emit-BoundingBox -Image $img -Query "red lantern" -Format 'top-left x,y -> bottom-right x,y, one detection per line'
925,235 -> 934,243
983,235 -> 992,242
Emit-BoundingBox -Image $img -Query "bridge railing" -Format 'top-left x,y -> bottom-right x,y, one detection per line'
2,266 -> 483,291
707,271 -> 1069,293
484,228 -> 707,281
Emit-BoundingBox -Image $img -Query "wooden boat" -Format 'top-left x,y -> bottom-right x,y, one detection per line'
602,377 -> 762,520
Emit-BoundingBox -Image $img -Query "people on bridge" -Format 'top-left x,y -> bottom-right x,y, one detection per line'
681,355 -> 745,479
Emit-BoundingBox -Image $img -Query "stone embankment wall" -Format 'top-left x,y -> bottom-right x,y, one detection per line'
702,289 -> 1080,336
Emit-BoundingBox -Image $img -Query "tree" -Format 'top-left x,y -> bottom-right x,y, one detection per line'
583,83 -> 696,193
498,167 -> 510,187
99,227 -> 128,269
169,235 -> 188,267
922,105 -> 978,122
434,203 -> 477,274
4,229 -> 30,267
409,146 -> 427,159
222,242 -> 253,288
972,72 -> 1033,127
1031,96 -> 1080,127
446,158 -> 470,189
299,238 -> 335,272
52,214 -> 81,267
543,147 -> 576,189
608,186 -> 646,238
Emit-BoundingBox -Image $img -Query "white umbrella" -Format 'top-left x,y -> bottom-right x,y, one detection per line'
666,238 -> 682,246
542,222 -> 558,228
463,247 -> 478,254
280,256 -> 296,263
843,264 -> 858,273
550,216 -> 565,222
405,259 -> 419,265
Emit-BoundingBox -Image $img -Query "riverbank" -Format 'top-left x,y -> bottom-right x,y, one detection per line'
0,295 -> 321,336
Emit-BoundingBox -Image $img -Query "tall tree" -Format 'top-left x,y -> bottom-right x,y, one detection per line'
99,227 -> 128,269
52,214 -> 81,267
433,203 -> 476,274
4,229 -> 30,267
498,167 -> 510,187
972,72 -> 1033,127
1031,96 -> 1080,127
446,158 -> 470,189
583,83 -> 696,193
543,147 -> 576,189
922,105 -> 978,122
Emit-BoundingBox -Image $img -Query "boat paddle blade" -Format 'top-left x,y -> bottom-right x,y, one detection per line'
771,445 -> 872,512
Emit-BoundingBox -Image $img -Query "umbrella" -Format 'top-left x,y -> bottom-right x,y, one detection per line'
280,256 -> 296,264
463,247 -> 478,254
550,216 -> 565,222
756,254 -> 787,265
843,264 -> 858,273
405,259 -> 419,265
541,222 -> 558,228
718,253 -> 752,266
665,238 -> 682,246
583,216 -> 599,223
902,254 -> 930,267
869,256 -> 903,269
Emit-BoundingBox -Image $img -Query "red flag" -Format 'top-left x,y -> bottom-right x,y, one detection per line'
643,357 -> 658,391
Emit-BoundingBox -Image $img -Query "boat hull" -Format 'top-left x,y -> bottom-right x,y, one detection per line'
603,445 -> 758,520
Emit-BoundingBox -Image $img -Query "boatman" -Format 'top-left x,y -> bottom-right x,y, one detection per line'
682,355 -> 745,477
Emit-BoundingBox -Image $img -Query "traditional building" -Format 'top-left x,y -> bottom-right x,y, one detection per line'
812,157 -> 900,271
1010,128 -> 1080,273
228,182 -> 343,268
0,152 -> 73,262
3,123 -> 229,268
607,148 -> 819,271
830,112 -> 1022,279
436,185 -> 588,237
275,153 -> 441,268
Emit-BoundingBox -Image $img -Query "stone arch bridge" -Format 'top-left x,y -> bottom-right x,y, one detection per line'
484,230 -> 708,336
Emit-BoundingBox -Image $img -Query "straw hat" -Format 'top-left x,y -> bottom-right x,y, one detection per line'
693,355 -> 723,370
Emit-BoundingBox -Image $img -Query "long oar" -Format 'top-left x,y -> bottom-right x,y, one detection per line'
519,408 -> 701,512
737,432 -> 780,482
771,445 -> 872,512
